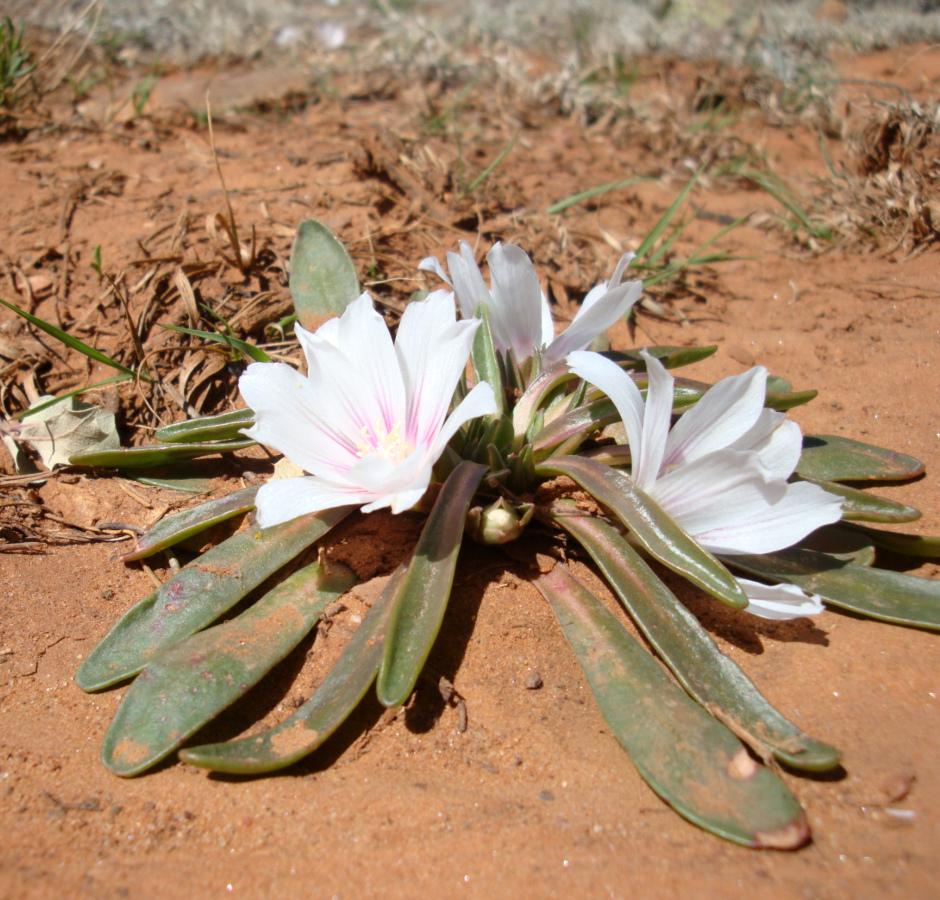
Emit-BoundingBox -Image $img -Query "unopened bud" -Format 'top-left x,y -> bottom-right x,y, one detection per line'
467,497 -> 534,545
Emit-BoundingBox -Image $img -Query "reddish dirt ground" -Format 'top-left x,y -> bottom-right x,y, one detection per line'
0,44 -> 938,898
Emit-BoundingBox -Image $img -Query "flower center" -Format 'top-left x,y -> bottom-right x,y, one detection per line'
356,420 -> 414,463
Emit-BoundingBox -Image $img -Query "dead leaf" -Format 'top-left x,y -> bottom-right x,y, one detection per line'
13,396 -> 121,470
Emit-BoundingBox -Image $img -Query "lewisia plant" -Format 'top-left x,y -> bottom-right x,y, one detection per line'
78,221 -> 939,850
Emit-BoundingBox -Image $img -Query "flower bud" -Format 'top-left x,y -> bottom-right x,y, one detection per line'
467,497 -> 534,545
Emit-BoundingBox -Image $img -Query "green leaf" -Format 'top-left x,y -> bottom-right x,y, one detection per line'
0,296 -> 139,378
102,558 -> 356,776
155,408 -> 256,444
536,564 -> 809,848
376,461 -> 487,707
800,476 -> 921,523
75,507 -> 352,691
69,440 -> 254,470
470,305 -> 504,415
512,367 -> 579,445
802,524 -> 876,567
729,548 -> 940,632
531,398 -> 618,458
536,455 -> 748,609
554,508 -> 840,771
634,171 -> 699,261
797,435 -> 925,483
610,345 -> 718,371
547,175 -> 647,215
845,524 -> 940,559
124,485 -> 259,560
289,219 -> 360,327
181,567 -> 402,774
162,324 -> 272,363
765,389 -> 817,412
132,474 -> 214,494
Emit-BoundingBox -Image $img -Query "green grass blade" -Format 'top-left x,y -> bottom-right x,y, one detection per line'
536,455 -> 748,609
554,508 -> 840,771
799,476 -> 921,524
69,440 -> 255,470
376,461 -> 487,707
633,172 -> 700,261
155,408 -> 256,444
17,374 -> 134,420
124,485 -> 259,561
102,558 -> 356,776
181,566 -> 402,774
729,548 -> 940,632
162,324 -> 272,362
547,175 -> 647,215
75,507 -> 352,691
289,219 -> 360,327
536,564 -> 809,848
797,435 -> 925,483
0,296 -> 139,377
465,134 -> 517,195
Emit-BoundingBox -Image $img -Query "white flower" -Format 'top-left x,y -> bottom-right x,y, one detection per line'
239,291 -> 496,526
419,242 -> 642,366
566,349 -> 843,620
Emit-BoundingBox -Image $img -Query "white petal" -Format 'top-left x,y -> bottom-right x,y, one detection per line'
607,252 -> 635,288
239,362 -> 358,477
448,242 -> 491,323
254,477 -> 367,527
730,414 -> 802,481
663,366 -> 768,468
545,280 -> 642,365
634,351 -> 672,490
652,449 -> 785,536
567,350 -> 644,481
430,381 -> 497,459
659,462 -> 843,555
487,243 -> 544,362
736,578 -> 825,621
395,290 -> 480,448
418,255 -> 452,286
539,291 -> 555,348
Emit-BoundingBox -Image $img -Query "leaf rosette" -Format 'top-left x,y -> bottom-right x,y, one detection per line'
77,223 -> 939,849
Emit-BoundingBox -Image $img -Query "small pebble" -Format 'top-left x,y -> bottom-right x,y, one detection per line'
525,671 -> 543,690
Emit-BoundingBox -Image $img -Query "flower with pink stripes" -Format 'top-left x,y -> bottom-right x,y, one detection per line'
239,291 -> 496,526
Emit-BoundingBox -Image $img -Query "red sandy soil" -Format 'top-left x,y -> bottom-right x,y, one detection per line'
0,44 -> 938,898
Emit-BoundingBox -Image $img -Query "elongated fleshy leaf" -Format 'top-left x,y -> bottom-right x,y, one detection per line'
70,440 -> 254,470
799,476 -> 920,523
536,565 -> 809,848
554,508 -> 839,771
132,474 -> 213,493
729,548 -> 940,632
470,305 -> 504,415
181,567 -> 403,774
76,507 -> 352,690
797,435 -> 925,483
289,219 -> 360,326
532,398 -> 618,457
536,455 -> 748,609
612,345 -> 718,370
376,461 -> 486,707
845,524 -> 940,559
124,486 -> 259,561
803,524 -> 876,567
102,559 -> 356,776
155,408 -> 256,444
